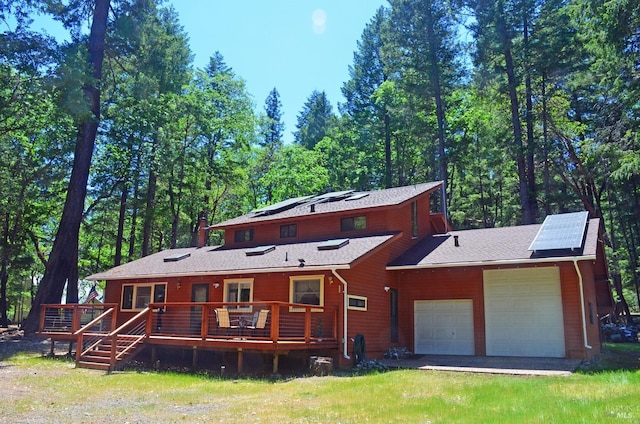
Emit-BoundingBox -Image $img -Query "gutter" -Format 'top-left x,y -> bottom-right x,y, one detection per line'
573,259 -> 593,351
386,254 -> 597,271
331,268 -> 351,360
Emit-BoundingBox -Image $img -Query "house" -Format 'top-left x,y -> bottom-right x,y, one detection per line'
37,182 -> 614,372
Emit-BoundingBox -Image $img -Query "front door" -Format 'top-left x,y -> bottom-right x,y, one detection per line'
190,283 -> 209,335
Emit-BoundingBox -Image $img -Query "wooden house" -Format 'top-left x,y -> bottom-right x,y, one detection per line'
37,182 -> 614,372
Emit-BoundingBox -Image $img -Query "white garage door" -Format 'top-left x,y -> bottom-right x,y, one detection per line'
414,300 -> 474,355
484,267 -> 565,357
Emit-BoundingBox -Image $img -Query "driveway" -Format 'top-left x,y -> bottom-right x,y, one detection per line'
379,355 -> 582,376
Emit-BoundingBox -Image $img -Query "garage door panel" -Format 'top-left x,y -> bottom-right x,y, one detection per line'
484,267 -> 565,358
414,300 -> 474,355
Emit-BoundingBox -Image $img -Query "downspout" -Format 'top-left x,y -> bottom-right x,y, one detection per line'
573,258 -> 593,351
331,269 -> 351,360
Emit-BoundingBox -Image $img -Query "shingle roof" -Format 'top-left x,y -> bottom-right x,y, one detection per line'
388,218 -> 600,269
87,233 -> 399,281
210,181 -> 443,229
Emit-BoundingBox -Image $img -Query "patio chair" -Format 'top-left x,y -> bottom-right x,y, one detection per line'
246,309 -> 270,335
214,308 -> 238,333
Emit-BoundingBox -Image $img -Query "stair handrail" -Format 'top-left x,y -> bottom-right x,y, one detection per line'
74,307 -> 117,363
107,307 -> 151,368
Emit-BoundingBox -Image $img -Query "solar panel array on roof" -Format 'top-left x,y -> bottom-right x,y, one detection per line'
528,211 -> 589,252
252,195 -> 313,217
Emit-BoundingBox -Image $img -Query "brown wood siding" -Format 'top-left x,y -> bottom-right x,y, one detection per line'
396,262 -> 594,359
222,192 -> 438,249
396,267 -> 486,355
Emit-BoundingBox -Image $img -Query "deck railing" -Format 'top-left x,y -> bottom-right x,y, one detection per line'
146,301 -> 338,343
39,303 -> 119,335
39,301 -> 338,345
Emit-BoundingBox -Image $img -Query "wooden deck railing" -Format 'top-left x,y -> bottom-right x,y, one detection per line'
39,303 -> 119,336
39,301 -> 338,345
145,301 -> 338,343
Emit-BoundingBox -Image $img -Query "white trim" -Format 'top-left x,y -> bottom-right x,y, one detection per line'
347,294 -> 367,311
332,269 -> 351,360
573,259 -> 593,351
223,278 -> 254,312
120,282 -> 167,312
387,255 -> 596,271
289,275 -> 325,312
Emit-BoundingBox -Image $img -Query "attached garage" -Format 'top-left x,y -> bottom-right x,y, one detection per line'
414,299 -> 475,355
483,267 -> 565,357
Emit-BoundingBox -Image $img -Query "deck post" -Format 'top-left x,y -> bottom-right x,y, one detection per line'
192,346 -> 198,369
237,348 -> 243,374
49,340 -> 55,356
68,341 -> 73,356
151,346 -> 157,365
272,354 -> 279,374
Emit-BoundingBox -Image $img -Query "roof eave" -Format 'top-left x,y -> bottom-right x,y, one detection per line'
87,264 -> 352,282
387,254 -> 597,271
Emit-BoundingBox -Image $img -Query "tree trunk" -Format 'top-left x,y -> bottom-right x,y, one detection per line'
496,3 -> 532,224
22,0 -> 110,333
114,179 -> 128,266
523,13 -> 537,222
424,3 -> 448,213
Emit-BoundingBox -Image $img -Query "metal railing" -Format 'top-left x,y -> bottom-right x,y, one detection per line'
39,303 -> 118,334
146,301 -> 338,343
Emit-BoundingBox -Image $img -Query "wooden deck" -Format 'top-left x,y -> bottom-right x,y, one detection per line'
37,302 -> 340,373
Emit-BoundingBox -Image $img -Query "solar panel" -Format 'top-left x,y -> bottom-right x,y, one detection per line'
317,238 -> 350,250
163,252 -> 191,262
528,211 -> 589,252
252,196 -> 313,216
345,193 -> 369,201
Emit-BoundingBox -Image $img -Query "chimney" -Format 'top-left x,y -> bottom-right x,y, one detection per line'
310,204 -> 316,213
198,215 -> 207,248
453,235 -> 459,247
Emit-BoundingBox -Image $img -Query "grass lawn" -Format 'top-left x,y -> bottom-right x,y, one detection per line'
0,344 -> 639,423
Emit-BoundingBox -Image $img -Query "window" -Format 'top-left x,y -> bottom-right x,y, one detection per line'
280,223 -> 297,238
290,275 -> 324,312
234,229 -> 254,242
347,295 -> 367,311
340,216 -> 366,232
224,279 -> 253,312
121,283 -> 167,311
411,200 -> 418,238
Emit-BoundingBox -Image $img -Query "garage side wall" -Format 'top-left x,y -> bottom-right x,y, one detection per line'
397,267 -> 486,356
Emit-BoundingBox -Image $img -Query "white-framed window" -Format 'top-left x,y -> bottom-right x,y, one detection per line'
290,275 -> 324,312
121,283 -> 167,311
347,295 -> 367,311
224,278 -> 253,312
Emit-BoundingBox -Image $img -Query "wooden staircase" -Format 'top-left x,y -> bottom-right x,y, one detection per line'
75,308 -> 150,372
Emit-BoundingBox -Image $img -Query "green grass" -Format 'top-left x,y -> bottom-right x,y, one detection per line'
1,348 -> 639,423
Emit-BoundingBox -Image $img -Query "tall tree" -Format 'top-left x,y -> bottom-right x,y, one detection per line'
294,90 -> 336,149
23,0 -> 111,333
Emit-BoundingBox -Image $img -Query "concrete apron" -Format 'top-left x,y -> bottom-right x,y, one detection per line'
379,355 -> 582,376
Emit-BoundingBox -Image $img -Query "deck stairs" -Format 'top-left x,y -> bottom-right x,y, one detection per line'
75,308 -> 149,371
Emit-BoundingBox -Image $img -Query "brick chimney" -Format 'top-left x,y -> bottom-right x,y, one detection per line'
198,215 -> 208,248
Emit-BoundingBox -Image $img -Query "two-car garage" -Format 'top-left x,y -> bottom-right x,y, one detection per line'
414,267 -> 566,358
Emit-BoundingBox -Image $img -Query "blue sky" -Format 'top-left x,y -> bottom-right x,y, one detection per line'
169,1 -> 388,143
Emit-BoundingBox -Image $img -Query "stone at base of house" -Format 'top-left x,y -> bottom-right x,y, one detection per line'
309,356 -> 333,376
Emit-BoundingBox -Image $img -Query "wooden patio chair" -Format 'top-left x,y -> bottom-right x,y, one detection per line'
246,309 -> 270,335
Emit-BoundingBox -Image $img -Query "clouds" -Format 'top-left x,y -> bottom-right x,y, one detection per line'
311,8 -> 327,34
